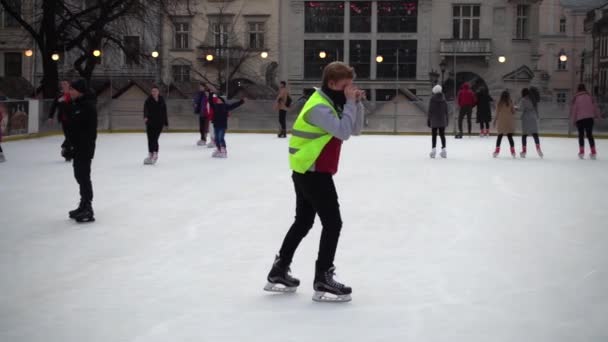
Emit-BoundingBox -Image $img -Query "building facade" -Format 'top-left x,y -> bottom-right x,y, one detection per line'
0,0 -> 35,84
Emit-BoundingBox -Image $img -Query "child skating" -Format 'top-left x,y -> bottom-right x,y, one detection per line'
493,90 -> 517,158
427,85 -> 448,158
143,85 -> 168,165
517,88 -> 543,158
208,93 -> 245,158
570,84 -> 601,160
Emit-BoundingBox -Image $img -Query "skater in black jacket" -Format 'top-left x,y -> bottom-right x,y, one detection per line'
66,79 -> 98,223
143,86 -> 168,165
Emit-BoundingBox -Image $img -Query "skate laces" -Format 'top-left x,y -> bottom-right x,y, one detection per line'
325,267 -> 345,289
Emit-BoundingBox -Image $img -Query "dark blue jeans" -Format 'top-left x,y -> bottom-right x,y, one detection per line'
214,127 -> 226,148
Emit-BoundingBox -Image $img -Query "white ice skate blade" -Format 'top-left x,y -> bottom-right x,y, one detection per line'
263,282 -> 297,293
312,291 -> 351,303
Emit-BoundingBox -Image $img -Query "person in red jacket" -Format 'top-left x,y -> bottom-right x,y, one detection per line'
456,83 -> 477,138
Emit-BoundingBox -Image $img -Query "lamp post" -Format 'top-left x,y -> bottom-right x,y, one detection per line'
429,69 -> 439,86
439,59 -> 447,85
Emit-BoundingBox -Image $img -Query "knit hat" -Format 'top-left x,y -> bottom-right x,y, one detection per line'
70,79 -> 88,94
432,85 -> 442,94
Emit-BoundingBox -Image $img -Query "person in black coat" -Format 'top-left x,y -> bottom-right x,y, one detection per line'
208,92 -> 245,158
143,86 -> 168,165
427,85 -> 449,158
66,79 -> 98,223
476,87 -> 493,137
48,80 -> 74,161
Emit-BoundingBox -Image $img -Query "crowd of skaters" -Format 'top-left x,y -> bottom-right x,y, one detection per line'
426,82 -> 602,160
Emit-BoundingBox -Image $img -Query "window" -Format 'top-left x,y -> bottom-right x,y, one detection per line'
304,40 -> 343,79
350,40 -> 371,79
376,40 -> 417,79
213,23 -> 229,47
124,36 -> 140,66
378,1 -> 418,33
516,5 -> 529,39
556,91 -> 567,104
453,4 -> 480,39
305,1 -> 344,33
248,22 -> 265,49
350,1 -> 371,33
4,52 -> 22,77
172,65 -> 191,82
1,0 -> 21,28
559,17 -> 566,33
174,23 -> 190,49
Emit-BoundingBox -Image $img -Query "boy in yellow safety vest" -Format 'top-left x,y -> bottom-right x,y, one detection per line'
264,62 -> 365,302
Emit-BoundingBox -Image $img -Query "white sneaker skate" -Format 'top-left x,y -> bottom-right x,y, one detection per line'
429,149 -> 436,159
143,153 -> 153,165
197,139 -> 206,146
440,149 -> 447,158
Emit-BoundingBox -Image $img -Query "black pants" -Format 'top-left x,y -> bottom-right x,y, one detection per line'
199,116 -> 209,140
496,134 -> 514,148
279,110 -> 287,132
0,144 -> 3,152
576,118 -> 595,148
73,158 -> 93,203
60,122 -> 72,149
480,122 -> 489,130
522,133 -> 540,148
278,172 -> 343,272
146,125 -> 163,153
432,127 -> 446,149
458,106 -> 473,134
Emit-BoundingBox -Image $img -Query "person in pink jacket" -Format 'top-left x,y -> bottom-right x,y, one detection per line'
570,84 -> 601,160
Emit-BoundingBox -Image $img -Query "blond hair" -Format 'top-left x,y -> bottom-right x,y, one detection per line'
322,62 -> 355,87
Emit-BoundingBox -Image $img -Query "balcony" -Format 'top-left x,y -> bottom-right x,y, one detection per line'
439,39 -> 493,57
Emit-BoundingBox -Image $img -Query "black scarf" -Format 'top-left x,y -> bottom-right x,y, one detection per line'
321,86 -> 346,112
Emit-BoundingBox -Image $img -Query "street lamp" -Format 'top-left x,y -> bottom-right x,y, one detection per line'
151,51 -> 159,58
93,49 -> 102,57
206,54 -> 214,62
260,51 -> 268,59
319,51 -> 327,59
24,49 -> 33,57
51,53 -> 60,61
429,69 -> 439,85
376,55 -> 384,63
498,56 -> 507,63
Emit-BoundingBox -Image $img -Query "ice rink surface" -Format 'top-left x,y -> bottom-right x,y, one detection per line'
1,133 -> 607,342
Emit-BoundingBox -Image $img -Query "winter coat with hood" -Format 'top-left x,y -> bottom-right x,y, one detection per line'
209,93 -> 245,129
517,96 -> 539,134
458,83 -> 477,108
495,100 -> 515,134
144,95 -> 169,128
570,91 -> 600,124
476,91 -> 493,123
427,93 -> 449,128
67,90 -> 98,159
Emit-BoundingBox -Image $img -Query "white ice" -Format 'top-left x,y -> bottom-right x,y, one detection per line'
1,133 -> 607,342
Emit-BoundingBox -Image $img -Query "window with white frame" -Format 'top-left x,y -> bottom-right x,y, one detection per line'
172,65 -> 190,82
516,5 -> 529,39
559,17 -> 566,33
556,91 -> 567,104
453,5 -> 480,39
174,22 -> 190,49
213,23 -> 229,48
248,22 -> 265,49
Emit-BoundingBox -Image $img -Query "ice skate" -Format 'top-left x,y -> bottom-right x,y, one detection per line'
220,147 -> 227,158
197,139 -> 206,146
312,266 -> 352,303
536,145 -> 544,159
590,147 -> 597,160
492,147 -> 500,158
207,140 -> 216,148
0,152 -> 5,163
68,201 -> 84,219
264,255 -> 300,293
429,148 -> 436,159
440,148 -> 447,158
211,149 -> 221,158
74,203 -> 95,223
151,152 -> 158,164
143,153 -> 154,165
510,147 -> 516,159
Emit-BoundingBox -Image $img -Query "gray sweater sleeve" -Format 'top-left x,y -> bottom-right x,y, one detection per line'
305,100 -> 359,141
